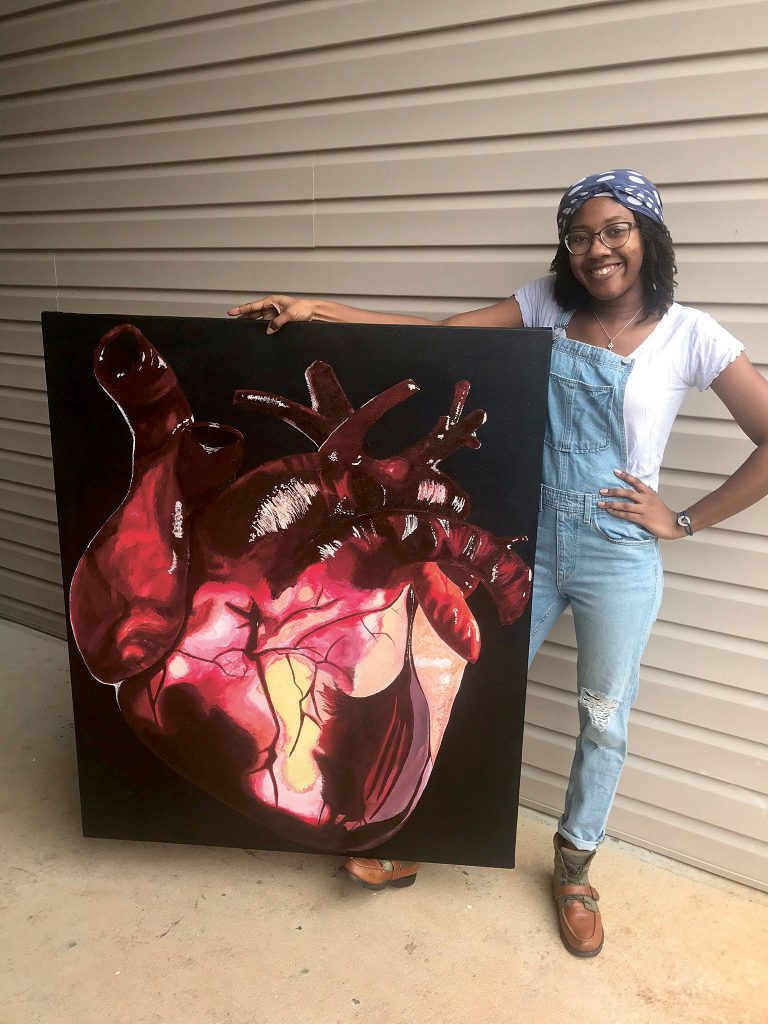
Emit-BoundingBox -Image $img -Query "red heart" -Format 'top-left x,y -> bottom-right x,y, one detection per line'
70,326 -> 531,850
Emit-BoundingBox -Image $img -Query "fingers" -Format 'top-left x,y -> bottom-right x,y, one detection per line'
599,487 -> 635,499
226,299 -> 264,318
265,311 -> 291,334
613,468 -> 649,493
599,503 -> 639,515
226,296 -> 285,319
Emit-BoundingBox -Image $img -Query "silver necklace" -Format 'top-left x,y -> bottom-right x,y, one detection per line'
592,305 -> 643,351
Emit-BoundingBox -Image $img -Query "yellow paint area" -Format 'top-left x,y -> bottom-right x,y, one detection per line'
263,656 -> 321,794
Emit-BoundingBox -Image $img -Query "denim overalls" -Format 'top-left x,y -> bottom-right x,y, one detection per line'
526,310 -> 663,851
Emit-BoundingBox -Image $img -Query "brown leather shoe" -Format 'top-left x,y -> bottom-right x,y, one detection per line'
341,858 -> 419,891
552,833 -> 604,957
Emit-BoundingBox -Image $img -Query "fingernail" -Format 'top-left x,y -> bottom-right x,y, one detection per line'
599,488 -> 608,495
597,501 -> 605,507
266,325 -> 274,334
614,468 -> 623,475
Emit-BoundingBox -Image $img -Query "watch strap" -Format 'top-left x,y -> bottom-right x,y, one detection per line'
676,510 -> 693,536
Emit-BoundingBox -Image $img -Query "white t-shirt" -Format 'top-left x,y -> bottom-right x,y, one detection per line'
514,276 -> 745,490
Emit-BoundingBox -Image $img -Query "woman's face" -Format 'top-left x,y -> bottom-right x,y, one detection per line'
566,196 -> 646,306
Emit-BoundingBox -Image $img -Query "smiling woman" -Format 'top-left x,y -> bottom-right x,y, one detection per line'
227,168 -> 768,958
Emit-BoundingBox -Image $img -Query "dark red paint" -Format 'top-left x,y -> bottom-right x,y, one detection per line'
69,325 -> 532,850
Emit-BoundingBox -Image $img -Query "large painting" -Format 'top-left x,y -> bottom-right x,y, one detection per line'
42,312 -> 551,868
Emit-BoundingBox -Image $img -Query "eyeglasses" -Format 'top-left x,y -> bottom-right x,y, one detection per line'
563,221 -> 635,255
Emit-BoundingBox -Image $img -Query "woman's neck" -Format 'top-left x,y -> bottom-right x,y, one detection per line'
590,295 -> 645,320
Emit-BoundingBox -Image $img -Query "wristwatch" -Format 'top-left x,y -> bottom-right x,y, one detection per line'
676,510 -> 694,537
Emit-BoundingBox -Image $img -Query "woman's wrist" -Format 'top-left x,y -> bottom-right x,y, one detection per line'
311,298 -> 333,323
674,509 -> 694,538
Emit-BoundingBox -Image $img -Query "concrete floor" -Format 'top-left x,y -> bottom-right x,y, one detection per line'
2,618 -> 767,1024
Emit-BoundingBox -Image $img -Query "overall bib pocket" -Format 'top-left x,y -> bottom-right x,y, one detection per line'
544,373 -> 615,453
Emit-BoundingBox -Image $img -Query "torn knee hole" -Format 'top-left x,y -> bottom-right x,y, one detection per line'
579,689 -> 619,732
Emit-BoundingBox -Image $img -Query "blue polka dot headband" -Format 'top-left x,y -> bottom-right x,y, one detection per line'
557,170 -> 664,236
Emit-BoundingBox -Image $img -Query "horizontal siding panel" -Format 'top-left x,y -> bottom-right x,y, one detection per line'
0,324 -> 43,356
49,250 -> 768,307
1,353 -> 45,390
0,387 -> 49,424
54,253 -> 549,295
677,256 -> 768,308
660,574 -> 768,644
315,124 -> 768,198
0,289 -> 57,322
0,257 -> 55,286
3,123 -> 766,212
0,0 -> 283,57
0,566 -> 64,613
0,450 -> 53,489
544,614 -> 768,696
3,6 -> 764,133
659,529 -> 768,590
0,508 -> 60,552
0,419 -> 51,458
693,308 -> 768,363
681,381 -> 768,422
0,0 -> 608,75
0,593 -> 66,639
523,725 -> 768,842
531,642 -> 768,745
524,680 -> 768,793
521,765 -> 768,890
0,537 -> 62,585
664,422 -> 755,475
2,63 -> 766,174
314,197 -> 768,247
53,289 -> 477,322
659,470 -> 768,536
0,479 -> 56,520
56,289 -> 264,319
0,161 -> 314,212
0,0 -> 61,18
0,209 -> 314,250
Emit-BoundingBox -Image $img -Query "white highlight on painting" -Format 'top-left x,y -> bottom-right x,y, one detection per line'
249,479 -> 320,539
401,514 -> 418,539
318,540 -> 342,560
171,501 -> 184,539
246,394 -> 288,408
417,479 -> 447,504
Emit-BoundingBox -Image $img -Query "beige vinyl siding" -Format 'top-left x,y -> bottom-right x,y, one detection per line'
0,0 -> 766,887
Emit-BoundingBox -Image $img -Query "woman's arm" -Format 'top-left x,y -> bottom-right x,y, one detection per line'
226,294 -> 524,332
687,354 -> 768,529
598,354 -> 768,538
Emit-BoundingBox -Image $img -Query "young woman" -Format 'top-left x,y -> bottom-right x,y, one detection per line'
228,170 -> 768,957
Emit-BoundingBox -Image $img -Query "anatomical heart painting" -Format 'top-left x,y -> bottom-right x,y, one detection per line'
42,312 -> 551,868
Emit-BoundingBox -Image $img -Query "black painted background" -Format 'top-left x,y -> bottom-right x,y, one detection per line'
42,312 -> 551,868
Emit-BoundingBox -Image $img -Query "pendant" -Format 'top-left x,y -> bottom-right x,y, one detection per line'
607,340 -> 614,352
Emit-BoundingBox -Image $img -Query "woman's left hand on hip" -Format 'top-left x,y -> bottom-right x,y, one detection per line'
598,469 -> 683,539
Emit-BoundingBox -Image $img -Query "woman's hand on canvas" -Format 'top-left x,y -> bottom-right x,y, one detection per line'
227,294 -> 315,333
598,470 -> 684,539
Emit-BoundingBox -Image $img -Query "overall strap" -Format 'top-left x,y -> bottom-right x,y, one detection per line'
554,308 -> 576,330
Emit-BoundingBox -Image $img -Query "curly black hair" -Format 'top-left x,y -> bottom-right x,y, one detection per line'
549,214 -> 677,321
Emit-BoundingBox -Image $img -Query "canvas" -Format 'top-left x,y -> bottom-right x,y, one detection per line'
42,312 -> 551,868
